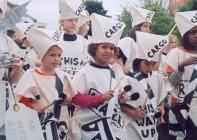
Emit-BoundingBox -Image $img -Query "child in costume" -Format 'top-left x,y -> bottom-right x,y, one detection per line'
121,31 -> 168,140
72,13 -> 126,140
166,10 -> 197,140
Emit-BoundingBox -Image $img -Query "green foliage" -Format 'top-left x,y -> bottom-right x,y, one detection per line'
117,7 -> 131,37
179,0 -> 197,11
84,0 -> 108,16
148,4 -> 175,35
118,0 -> 176,37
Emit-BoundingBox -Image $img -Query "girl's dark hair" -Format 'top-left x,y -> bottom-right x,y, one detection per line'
88,43 -> 118,59
88,43 -> 98,58
182,31 -> 195,50
133,58 -> 143,72
128,23 -> 143,41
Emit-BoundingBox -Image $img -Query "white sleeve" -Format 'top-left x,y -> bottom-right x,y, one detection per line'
165,48 -> 179,70
14,69 -> 37,99
72,70 -> 88,94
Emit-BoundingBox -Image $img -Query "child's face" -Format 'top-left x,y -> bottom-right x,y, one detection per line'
42,45 -> 62,70
188,26 -> 197,47
139,60 -> 156,74
61,18 -> 78,34
140,22 -> 151,33
95,43 -> 115,65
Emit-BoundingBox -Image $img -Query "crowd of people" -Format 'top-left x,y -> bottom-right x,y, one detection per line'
0,0 -> 197,140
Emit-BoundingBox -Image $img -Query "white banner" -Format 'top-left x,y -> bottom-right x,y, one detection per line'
5,103 -> 45,140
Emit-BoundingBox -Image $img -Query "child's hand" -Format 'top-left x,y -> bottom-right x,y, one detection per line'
102,90 -> 114,101
64,94 -> 72,104
118,92 -> 126,104
32,102 -> 44,113
157,104 -> 165,116
134,108 -> 146,119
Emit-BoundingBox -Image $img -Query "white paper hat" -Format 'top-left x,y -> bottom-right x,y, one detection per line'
175,10 -> 197,37
27,28 -> 64,60
77,10 -> 90,28
0,0 -> 7,20
118,37 -> 137,65
59,0 -> 85,20
90,13 -> 125,46
15,23 -> 35,40
130,6 -> 155,28
135,31 -> 169,62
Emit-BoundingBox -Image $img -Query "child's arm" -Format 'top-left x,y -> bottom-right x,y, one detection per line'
121,104 -> 146,120
18,95 -> 44,113
19,96 -> 34,109
71,90 -> 114,108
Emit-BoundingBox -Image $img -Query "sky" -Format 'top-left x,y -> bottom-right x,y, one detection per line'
8,0 -> 139,29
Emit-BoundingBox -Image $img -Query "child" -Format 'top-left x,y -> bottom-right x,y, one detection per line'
72,13 -> 126,140
117,6 -> 155,73
14,27 -> 74,140
166,10 -> 197,140
58,0 -> 88,78
121,31 -> 168,140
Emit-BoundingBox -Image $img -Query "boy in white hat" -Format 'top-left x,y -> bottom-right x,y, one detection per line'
166,10 -> 197,139
0,0 -> 22,139
121,31 -> 168,140
58,0 -> 88,79
116,6 -> 155,73
72,13 -> 126,140
14,27 -> 76,140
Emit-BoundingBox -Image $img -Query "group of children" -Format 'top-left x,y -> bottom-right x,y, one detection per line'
0,0 -> 197,140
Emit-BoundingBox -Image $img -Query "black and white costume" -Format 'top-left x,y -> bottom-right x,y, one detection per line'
73,63 -> 125,140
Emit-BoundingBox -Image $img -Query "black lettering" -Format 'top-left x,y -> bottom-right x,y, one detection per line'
151,128 -> 156,137
73,58 -> 79,65
136,119 -> 144,126
64,57 -> 70,65
105,31 -> 111,38
191,13 -> 197,23
162,39 -> 168,44
57,121 -> 68,139
147,52 -> 154,58
149,104 -> 154,113
141,129 -> 149,138
151,48 -> 157,55
146,117 -> 153,126
75,3 -> 86,15
178,83 -> 185,97
154,45 -> 160,51
98,103 -> 108,116
112,26 -> 118,32
109,29 -> 115,36
191,18 -> 197,23
105,23 -> 124,38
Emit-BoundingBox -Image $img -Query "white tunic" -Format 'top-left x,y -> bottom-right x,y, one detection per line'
59,34 -> 88,78
122,73 -> 166,140
166,47 -> 197,102
73,63 -> 125,140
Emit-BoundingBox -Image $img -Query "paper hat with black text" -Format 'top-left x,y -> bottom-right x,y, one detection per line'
135,31 -> 169,62
15,23 -> 35,40
89,13 -> 125,46
0,0 -> 7,20
59,0 -> 85,20
175,10 -> 197,36
27,28 -> 64,60
130,6 -> 155,28
77,10 -> 90,28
